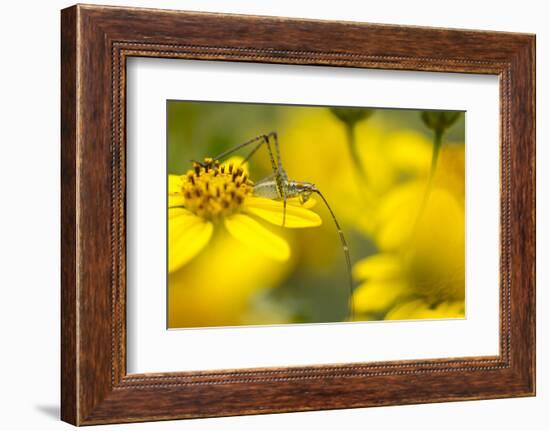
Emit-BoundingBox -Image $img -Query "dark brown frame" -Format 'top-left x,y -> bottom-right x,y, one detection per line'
61,4 -> 536,426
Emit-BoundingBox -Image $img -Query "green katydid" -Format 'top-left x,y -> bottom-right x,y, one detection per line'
195,132 -> 355,320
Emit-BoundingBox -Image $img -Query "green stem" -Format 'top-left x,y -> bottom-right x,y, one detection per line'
428,129 -> 443,184
343,121 -> 378,209
410,129 -> 444,240
345,122 -> 367,182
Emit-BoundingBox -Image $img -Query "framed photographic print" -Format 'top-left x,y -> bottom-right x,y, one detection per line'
61,4 -> 535,425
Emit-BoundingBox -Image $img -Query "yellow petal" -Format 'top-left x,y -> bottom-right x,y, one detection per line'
169,207 -> 192,219
168,210 -> 213,272
168,175 -> 183,194
374,181 -> 422,250
287,196 -> 317,209
385,299 -> 464,320
243,196 -> 322,228
406,187 -> 465,301
353,253 -> 402,281
168,194 -> 185,208
352,280 -> 409,314
168,175 -> 185,208
225,214 -> 290,261
385,130 -> 432,176
385,299 -> 428,320
428,301 -> 465,318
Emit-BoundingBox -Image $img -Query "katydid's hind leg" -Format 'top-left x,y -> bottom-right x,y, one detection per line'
239,134 -> 281,184
241,138 -> 267,165
204,133 -> 281,195
267,131 -> 284,174
210,134 -> 267,164
263,135 -> 280,178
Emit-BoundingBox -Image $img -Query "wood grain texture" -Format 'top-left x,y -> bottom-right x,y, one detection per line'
60,6 -> 78,425
60,4 -> 536,425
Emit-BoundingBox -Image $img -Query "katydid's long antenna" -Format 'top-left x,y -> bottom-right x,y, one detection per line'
314,189 -> 354,321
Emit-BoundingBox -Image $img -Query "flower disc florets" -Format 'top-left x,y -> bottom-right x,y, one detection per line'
181,158 -> 253,219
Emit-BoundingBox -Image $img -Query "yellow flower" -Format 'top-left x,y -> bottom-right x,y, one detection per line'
352,144 -> 465,320
168,156 -> 322,273
168,228 -> 293,328
274,109 -> 435,236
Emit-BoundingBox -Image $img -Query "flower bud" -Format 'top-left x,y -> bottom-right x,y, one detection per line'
330,107 -> 374,125
421,111 -> 461,133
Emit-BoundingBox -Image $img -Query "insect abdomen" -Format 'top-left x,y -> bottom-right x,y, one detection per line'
253,181 -> 280,199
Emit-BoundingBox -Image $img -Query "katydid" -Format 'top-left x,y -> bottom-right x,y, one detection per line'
196,132 -> 355,320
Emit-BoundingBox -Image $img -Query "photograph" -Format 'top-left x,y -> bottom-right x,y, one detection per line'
167,101 -> 466,328
51,2 -> 536,426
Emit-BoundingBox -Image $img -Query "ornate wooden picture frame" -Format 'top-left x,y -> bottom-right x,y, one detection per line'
61,4 -> 535,425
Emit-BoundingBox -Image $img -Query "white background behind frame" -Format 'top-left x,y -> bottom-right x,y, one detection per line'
126,57 -> 500,374
1,0 -> 546,429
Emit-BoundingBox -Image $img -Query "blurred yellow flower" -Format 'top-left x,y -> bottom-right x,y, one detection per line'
168,227 -> 294,328
277,109 -> 436,233
352,144 -> 465,320
168,156 -> 322,272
